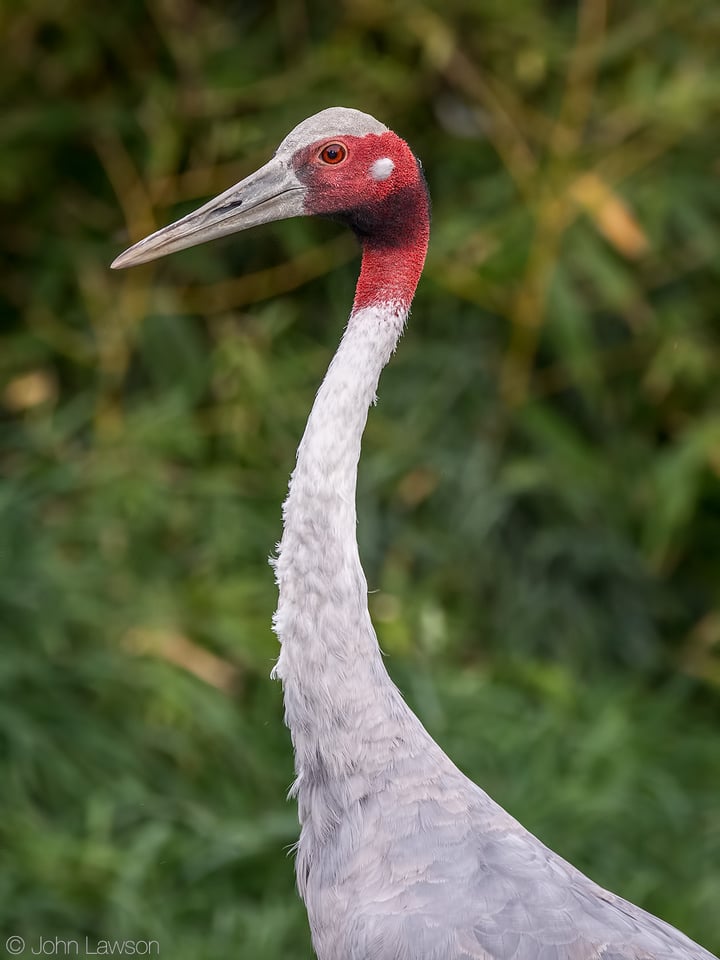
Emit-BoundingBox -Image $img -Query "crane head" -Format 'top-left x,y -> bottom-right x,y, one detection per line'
111,107 -> 428,270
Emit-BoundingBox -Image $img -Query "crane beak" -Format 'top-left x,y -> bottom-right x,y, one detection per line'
111,158 -> 305,269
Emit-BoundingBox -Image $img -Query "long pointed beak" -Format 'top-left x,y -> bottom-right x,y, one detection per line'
111,158 -> 305,269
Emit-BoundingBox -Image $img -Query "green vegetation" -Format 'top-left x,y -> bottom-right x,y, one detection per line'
2,1 -> 719,957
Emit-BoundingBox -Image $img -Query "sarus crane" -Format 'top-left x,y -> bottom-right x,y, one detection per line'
112,108 -> 717,960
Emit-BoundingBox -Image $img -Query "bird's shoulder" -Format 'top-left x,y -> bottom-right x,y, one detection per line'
317,764 -> 716,960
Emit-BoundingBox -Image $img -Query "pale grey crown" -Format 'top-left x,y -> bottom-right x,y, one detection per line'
274,107 -> 389,158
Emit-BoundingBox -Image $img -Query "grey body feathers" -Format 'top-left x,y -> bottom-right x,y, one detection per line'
299,699 -> 712,960
270,302 -> 717,960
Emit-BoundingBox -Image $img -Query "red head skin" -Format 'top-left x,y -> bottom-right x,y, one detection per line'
291,132 -> 430,313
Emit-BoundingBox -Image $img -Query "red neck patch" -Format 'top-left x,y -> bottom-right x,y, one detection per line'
292,131 -> 430,312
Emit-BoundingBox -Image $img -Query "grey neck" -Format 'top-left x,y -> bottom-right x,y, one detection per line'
271,302 -> 410,784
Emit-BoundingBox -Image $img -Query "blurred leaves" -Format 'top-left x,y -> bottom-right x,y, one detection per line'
1,0 -> 720,957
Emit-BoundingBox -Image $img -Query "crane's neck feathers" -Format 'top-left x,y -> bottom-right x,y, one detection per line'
271,302 -> 410,759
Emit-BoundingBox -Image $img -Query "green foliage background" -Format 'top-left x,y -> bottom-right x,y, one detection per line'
2,1 -> 719,957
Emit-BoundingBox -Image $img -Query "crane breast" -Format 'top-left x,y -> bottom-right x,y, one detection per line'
301,769 -> 714,960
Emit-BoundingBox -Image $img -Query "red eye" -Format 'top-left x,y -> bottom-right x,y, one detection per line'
319,143 -> 347,165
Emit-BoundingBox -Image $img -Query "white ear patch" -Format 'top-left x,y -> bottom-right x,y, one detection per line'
370,157 -> 394,182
